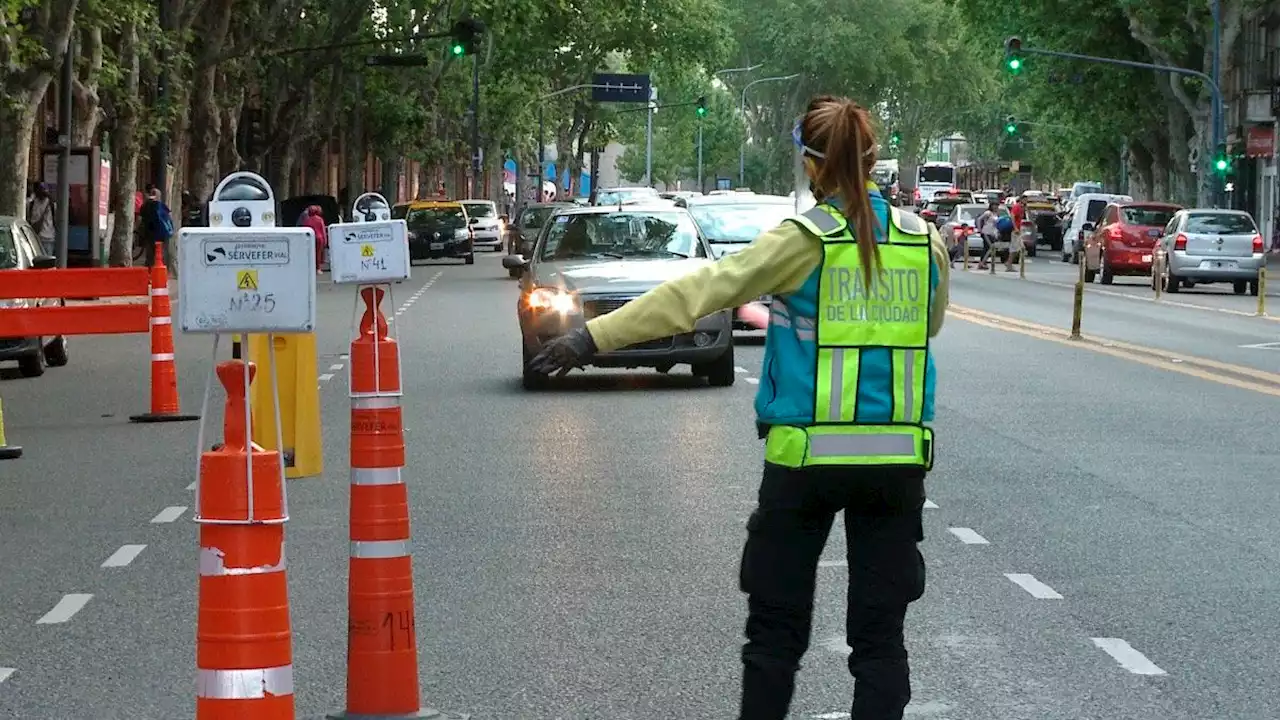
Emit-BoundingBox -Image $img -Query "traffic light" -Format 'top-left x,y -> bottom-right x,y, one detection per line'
890,131 -> 901,146
1004,37 -> 1023,74
449,17 -> 484,56
1005,115 -> 1018,135
696,96 -> 707,117
1214,145 -> 1231,175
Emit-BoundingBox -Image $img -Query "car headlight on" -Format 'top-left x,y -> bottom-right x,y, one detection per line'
454,228 -> 468,239
526,287 -> 577,313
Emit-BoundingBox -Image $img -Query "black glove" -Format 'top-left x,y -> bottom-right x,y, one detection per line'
527,328 -> 598,376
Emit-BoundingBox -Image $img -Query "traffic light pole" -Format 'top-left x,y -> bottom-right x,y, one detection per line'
697,119 -> 704,193
470,53 -> 481,198
1005,41 -> 1223,207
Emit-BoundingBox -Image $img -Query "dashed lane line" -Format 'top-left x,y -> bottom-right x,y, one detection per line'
745,377 -> 760,385
734,366 -> 748,373
36,594 -> 93,624
923,499 -> 938,509
102,544 -> 147,568
1004,573 -> 1064,599
186,480 -> 196,491
328,363 -> 344,371
818,560 -> 848,568
318,373 -> 335,383
0,668 -> 14,684
948,527 -> 989,545
1091,637 -> 1167,675
150,506 -> 188,524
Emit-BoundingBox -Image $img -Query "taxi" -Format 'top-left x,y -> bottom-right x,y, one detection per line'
391,200 -> 475,265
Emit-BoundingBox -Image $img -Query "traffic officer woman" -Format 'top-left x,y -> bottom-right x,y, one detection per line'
529,94 -> 950,720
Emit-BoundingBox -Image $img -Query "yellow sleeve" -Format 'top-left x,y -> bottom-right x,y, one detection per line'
586,223 -> 820,352
928,226 -> 950,337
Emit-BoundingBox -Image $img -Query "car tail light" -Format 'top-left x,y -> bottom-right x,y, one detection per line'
1174,234 -> 1187,251
1105,226 -> 1122,240
1253,234 -> 1264,253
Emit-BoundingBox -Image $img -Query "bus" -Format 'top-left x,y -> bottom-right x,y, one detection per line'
914,162 -> 957,204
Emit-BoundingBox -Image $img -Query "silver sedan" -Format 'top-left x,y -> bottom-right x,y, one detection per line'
503,205 -> 735,389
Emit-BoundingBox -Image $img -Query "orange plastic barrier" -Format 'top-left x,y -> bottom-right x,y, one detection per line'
333,286 -> 428,718
196,361 -> 295,719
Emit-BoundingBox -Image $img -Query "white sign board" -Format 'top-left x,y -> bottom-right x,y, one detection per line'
177,227 -> 317,334
328,219 -> 411,284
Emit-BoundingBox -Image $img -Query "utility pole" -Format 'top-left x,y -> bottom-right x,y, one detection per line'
697,120 -> 704,193
738,73 -> 800,187
55,31 -> 74,267
537,103 -> 545,200
645,85 -> 657,187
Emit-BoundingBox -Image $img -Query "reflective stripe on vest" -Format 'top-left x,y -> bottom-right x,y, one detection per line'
768,203 -> 934,469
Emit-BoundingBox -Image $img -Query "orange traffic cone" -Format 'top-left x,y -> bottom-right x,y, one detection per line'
131,242 -> 199,423
196,360 -> 294,719
330,286 -> 432,718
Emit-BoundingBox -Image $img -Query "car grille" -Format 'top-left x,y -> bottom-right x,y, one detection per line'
582,297 -> 636,319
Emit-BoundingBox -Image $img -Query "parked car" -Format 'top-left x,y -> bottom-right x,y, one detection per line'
593,187 -> 661,206
1083,202 -> 1180,284
460,199 -> 504,252
503,204 -> 735,389
1152,208 -> 1266,295
506,202 -> 574,276
0,216 -> 69,377
1062,192 -> 1133,262
393,201 -> 474,265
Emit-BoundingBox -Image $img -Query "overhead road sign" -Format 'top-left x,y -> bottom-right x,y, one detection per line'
590,73 -> 651,103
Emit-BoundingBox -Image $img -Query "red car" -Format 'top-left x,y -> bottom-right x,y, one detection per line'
1083,202 -> 1181,284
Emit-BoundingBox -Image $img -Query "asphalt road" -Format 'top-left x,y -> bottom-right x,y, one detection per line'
1,250 -> 1278,718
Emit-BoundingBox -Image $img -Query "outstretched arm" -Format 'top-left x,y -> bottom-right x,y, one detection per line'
586,225 -> 820,352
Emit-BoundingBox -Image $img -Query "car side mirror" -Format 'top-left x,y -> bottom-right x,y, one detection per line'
31,254 -> 57,269
502,254 -> 529,270
1082,222 -> 1096,232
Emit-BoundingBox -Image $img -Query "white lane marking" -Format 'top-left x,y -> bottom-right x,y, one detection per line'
1091,638 -> 1166,675
186,480 -> 197,491
745,377 -> 760,385
0,668 -> 13,684
814,714 -> 849,719
395,310 -> 405,315
948,527 -> 989,544
150,506 -> 187,524
818,559 -> 847,568
102,544 -> 147,568
924,499 -> 938,509
318,373 -> 335,382
328,363 -> 344,371
734,366 -> 748,373
339,354 -> 349,360
1240,341 -> 1280,349
36,594 -> 93,624
1004,573 -> 1063,599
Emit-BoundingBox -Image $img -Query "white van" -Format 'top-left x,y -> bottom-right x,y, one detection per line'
1062,192 -> 1132,262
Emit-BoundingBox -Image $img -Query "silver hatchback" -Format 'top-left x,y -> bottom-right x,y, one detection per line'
1154,209 -> 1266,295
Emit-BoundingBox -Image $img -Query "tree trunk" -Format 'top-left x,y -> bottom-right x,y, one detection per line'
107,26 -> 141,267
219,86 -> 244,177
1129,141 -> 1154,201
187,65 -> 222,210
71,25 -> 104,147
379,155 -> 400,202
0,103 -> 42,217
271,141 -> 298,199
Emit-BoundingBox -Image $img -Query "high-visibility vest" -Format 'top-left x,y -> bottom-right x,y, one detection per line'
764,204 -> 934,470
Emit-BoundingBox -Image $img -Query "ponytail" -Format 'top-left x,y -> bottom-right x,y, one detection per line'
799,96 -> 881,283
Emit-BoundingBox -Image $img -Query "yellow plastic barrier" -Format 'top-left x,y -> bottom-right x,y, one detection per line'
248,333 -> 323,478
0,397 -> 21,459
1257,267 -> 1268,317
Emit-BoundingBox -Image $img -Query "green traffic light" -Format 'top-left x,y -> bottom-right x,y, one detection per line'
1007,57 -> 1022,74
1005,124 -> 1017,134
696,107 -> 706,116
451,43 -> 465,55
1216,158 -> 1228,171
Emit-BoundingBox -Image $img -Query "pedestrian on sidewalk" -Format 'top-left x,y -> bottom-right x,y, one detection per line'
26,183 -> 56,256
139,186 -> 175,268
527,94 -> 950,720
300,205 -> 328,273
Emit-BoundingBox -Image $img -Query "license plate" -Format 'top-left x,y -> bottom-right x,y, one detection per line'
1146,229 -> 1161,237
430,242 -> 445,250
1142,254 -> 1152,262
1205,260 -> 1236,269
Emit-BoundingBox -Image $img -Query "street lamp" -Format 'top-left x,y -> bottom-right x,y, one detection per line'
715,63 -> 762,78
739,73 -> 801,186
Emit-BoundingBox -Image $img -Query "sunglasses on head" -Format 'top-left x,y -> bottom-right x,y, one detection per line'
792,120 -> 876,159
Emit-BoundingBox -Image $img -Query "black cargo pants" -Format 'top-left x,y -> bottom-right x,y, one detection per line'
738,462 -> 926,720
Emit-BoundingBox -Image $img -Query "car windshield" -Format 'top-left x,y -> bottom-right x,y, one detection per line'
1122,207 -> 1177,227
540,211 -> 705,261
520,206 -> 559,228
0,225 -> 18,270
1185,213 -> 1256,234
927,200 -> 961,213
596,189 -> 659,205
687,203 -> 792,243
406,207 -> 465,230
950,205 -> 985,224
1084,199 -> 1109,222
462,202 -> 496,219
